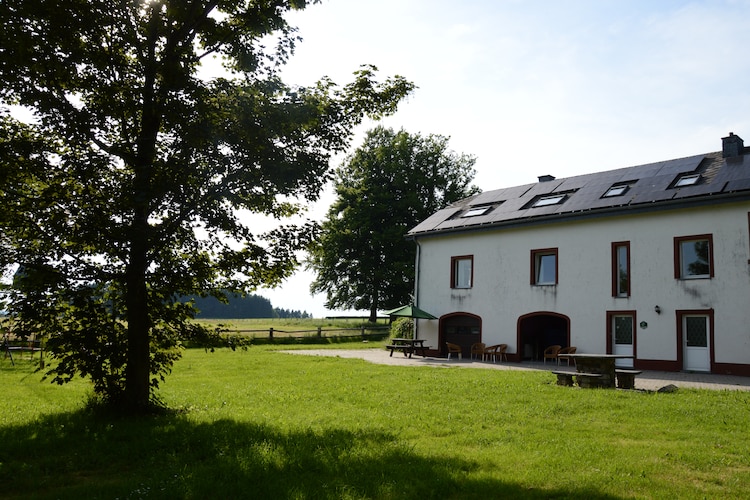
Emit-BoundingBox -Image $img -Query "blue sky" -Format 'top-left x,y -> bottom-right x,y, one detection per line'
260,0 -> 750,316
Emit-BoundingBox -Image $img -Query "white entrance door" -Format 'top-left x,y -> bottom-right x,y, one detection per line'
612,314 -> 634,368
683,315 -> 710,372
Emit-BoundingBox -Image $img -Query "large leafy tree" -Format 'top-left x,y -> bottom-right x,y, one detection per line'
308,126 -> 480,322
0,0 -> 414,412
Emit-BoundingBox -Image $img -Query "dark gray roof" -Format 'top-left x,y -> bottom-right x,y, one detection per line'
408,147 -> 750,237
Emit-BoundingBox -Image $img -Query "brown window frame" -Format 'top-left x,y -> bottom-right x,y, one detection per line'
611,241 -> 631,297
674,234 -> 714,279
450,255 -> 474,289
530,248 -> 558,285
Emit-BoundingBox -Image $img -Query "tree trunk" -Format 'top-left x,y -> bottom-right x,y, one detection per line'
369,302 -> 378,323
124,216 -> 151,412
123,13 -> 160,412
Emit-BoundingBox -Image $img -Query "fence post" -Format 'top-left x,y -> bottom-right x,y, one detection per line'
269,327 -> 274,341
361,326 -> 365,338
317,326 -> 322,338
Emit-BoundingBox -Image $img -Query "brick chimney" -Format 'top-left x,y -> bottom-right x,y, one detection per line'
722,132 -> 744,158
538,175 -> 556,182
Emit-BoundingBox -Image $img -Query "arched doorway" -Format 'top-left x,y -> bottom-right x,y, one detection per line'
439,312 -> 482,358
517,312 -> 570,361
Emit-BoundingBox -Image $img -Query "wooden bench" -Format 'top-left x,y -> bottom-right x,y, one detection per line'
386,344 -> 412,357
575,372 -> 603,389
3,338 -> 43,366
551,371 -> 575,386
615,369 -> 643,389
386,344 -> 431,358
412,345 -> 430,358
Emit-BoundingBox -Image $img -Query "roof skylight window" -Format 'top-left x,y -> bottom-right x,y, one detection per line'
602,183 -> 633,198
675,173 -> 700,187
462,206 -> 493,217
531,194 -> 566,207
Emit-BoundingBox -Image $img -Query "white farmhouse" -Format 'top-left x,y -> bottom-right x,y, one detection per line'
407,133 -> 750,376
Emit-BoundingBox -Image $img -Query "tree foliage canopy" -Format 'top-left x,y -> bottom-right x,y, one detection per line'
0,0 -> 414,411
307,126 -> 480,321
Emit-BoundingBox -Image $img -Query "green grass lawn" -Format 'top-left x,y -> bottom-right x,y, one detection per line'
1,346 -> 749,499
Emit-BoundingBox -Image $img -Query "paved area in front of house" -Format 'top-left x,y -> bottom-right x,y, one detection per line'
282,348 -> 750,392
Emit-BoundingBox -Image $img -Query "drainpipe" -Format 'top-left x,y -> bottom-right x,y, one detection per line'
413,237 -> 421,340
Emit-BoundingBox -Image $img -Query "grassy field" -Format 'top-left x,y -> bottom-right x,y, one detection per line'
2,345 -> 749,499
192,317 -> 391,343
192,317 -> 390,329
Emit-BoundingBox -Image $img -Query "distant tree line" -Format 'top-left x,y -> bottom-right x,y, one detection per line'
186,293 -> 309,319
273,308 -> 311,319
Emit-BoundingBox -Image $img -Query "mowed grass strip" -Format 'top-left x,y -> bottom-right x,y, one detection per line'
1,346 -> 749,499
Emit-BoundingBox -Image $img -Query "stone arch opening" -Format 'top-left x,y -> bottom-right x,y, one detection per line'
517,312 -> 570,361
439,312 -> 482,358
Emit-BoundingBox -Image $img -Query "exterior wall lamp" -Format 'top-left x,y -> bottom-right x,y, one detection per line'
654,305 -> 661,314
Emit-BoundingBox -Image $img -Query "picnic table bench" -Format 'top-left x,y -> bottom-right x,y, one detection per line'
386,338 -> 430,358
615,369 -> 643,390
552,370 -> 603,388
551,370 -> 575,386
3,334 -> 43,366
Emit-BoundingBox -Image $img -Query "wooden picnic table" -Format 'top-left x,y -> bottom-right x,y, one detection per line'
386,338 -> 429,358
2,333 -> 43,367
557,354 -> 634,388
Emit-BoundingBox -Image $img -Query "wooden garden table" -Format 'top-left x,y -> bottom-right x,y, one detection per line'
386,338 -> 429,358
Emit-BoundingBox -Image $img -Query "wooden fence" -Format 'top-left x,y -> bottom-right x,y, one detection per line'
228,325 -> 391,344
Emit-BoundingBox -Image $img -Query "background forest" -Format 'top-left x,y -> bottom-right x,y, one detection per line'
186,293 -> 310,319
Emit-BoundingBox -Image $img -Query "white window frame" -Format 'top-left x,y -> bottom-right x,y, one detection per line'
462,206 -> 492,217
603,185 -> 629,197
532,194 -> 566,208
675,173 -> 700,187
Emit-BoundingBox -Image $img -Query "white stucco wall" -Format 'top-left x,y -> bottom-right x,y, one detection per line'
413,201 -> 750,369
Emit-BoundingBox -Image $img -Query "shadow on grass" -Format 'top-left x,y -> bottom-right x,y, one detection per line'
0,409 -> 620,500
